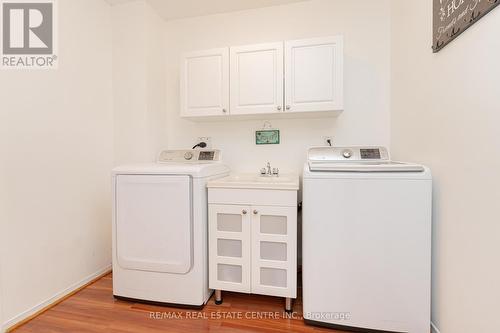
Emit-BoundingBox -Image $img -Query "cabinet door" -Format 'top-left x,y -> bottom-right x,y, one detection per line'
284,36 -> 343,113
230,42 -> 284,115
180,48 -> 229,117
209,204 -> 251,293
251,206 -> 297,298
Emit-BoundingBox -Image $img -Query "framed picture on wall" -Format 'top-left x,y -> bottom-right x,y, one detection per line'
433,0 -> 500,52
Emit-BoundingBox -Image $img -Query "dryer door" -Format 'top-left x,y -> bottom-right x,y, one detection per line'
115,175 -> 192,274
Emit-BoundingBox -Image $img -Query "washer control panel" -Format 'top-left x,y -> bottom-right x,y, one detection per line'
308,146 -> 390,162
158,149 -> 221,163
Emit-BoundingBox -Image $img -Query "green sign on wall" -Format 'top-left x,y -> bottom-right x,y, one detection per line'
256,130 -> 280,145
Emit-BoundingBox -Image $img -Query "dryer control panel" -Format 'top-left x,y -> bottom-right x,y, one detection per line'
158,149 -> 221,163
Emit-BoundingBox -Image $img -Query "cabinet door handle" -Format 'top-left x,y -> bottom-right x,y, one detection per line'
242,210 -> 247,215
222,108 -> 227,113
286,105 -> 291,110
277,105 -> 282,111
253,210 -> 258,215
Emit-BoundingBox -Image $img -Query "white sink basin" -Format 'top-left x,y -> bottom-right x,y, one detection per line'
207,173 -> 299,190
256,176 -> 293,182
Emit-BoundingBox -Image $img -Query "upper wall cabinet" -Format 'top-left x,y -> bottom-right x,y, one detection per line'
230,42 -> 284,115
285,36 -> 343,113
180,48 -> 229,117
180,36 -> 343,119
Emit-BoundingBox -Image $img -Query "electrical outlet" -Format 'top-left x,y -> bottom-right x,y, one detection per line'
197,137 -> 212,149
323,136 -> 334,147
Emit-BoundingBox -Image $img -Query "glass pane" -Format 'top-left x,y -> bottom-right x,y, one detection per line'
217,213 -> 242,232
217,239 -> 242,258
260,215 -> 287,235
260,267 -> 287,288
260,241 -> 287,261
218,264 -> 242,283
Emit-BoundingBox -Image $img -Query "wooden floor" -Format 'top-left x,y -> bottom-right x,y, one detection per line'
12,273 -> 345,333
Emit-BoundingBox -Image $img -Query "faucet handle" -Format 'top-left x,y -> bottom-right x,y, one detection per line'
272,168 -> 279,175
260,168 -> 267,175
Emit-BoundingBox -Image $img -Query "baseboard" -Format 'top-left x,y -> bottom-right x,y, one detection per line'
431,321 -> 441,333
3,265 -> 111,332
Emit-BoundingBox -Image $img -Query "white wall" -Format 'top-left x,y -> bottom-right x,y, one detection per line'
112,1 -> 167,165
164,0 -> 391,174
0,0 -> 113,329
391,1 -> 500,332
0,139 -> 6,332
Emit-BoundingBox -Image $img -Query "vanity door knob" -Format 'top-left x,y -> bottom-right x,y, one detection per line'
222,108 -> 227,113
253,210 -> 259,215
285,105 -> 291,110
242,210 -> 247,215
277,105 -> 282,111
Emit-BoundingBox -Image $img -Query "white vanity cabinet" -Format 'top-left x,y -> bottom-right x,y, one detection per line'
180,36 -> 343,119
207,175 -> 299,311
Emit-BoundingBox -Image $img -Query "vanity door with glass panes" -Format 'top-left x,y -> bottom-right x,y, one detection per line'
208,204 -> 251,293
208,204 -> 296,298
250,205 -> 296,298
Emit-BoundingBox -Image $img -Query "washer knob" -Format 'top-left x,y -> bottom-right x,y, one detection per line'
184,152 -> 194,160
342,150 -> 352,159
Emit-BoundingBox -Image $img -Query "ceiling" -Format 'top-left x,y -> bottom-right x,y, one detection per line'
105,0 -> 306,21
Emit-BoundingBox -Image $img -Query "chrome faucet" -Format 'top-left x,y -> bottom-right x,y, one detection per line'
266,162 -> 272,175
260,162 -> 279,176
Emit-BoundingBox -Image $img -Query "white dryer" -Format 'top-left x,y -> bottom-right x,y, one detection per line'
302,147 -> 432,333
112,149 -> 229,307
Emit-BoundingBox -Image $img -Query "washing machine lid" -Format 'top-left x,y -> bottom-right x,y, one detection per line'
307,146 -> 426,173
112,149 -> 230,178
309,161 -> 425,172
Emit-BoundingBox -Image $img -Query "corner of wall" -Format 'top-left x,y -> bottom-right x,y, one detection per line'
111,0 -> 168,165
0,281 -> 4,333
431,321 -> 442,333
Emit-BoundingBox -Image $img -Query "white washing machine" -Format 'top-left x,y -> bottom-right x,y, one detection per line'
112,149 -> 230,307
302,147 -> 432,333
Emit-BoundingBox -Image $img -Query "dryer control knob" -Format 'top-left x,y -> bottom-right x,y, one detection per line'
184,152 -> 194,160
342,150 -> 352,159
